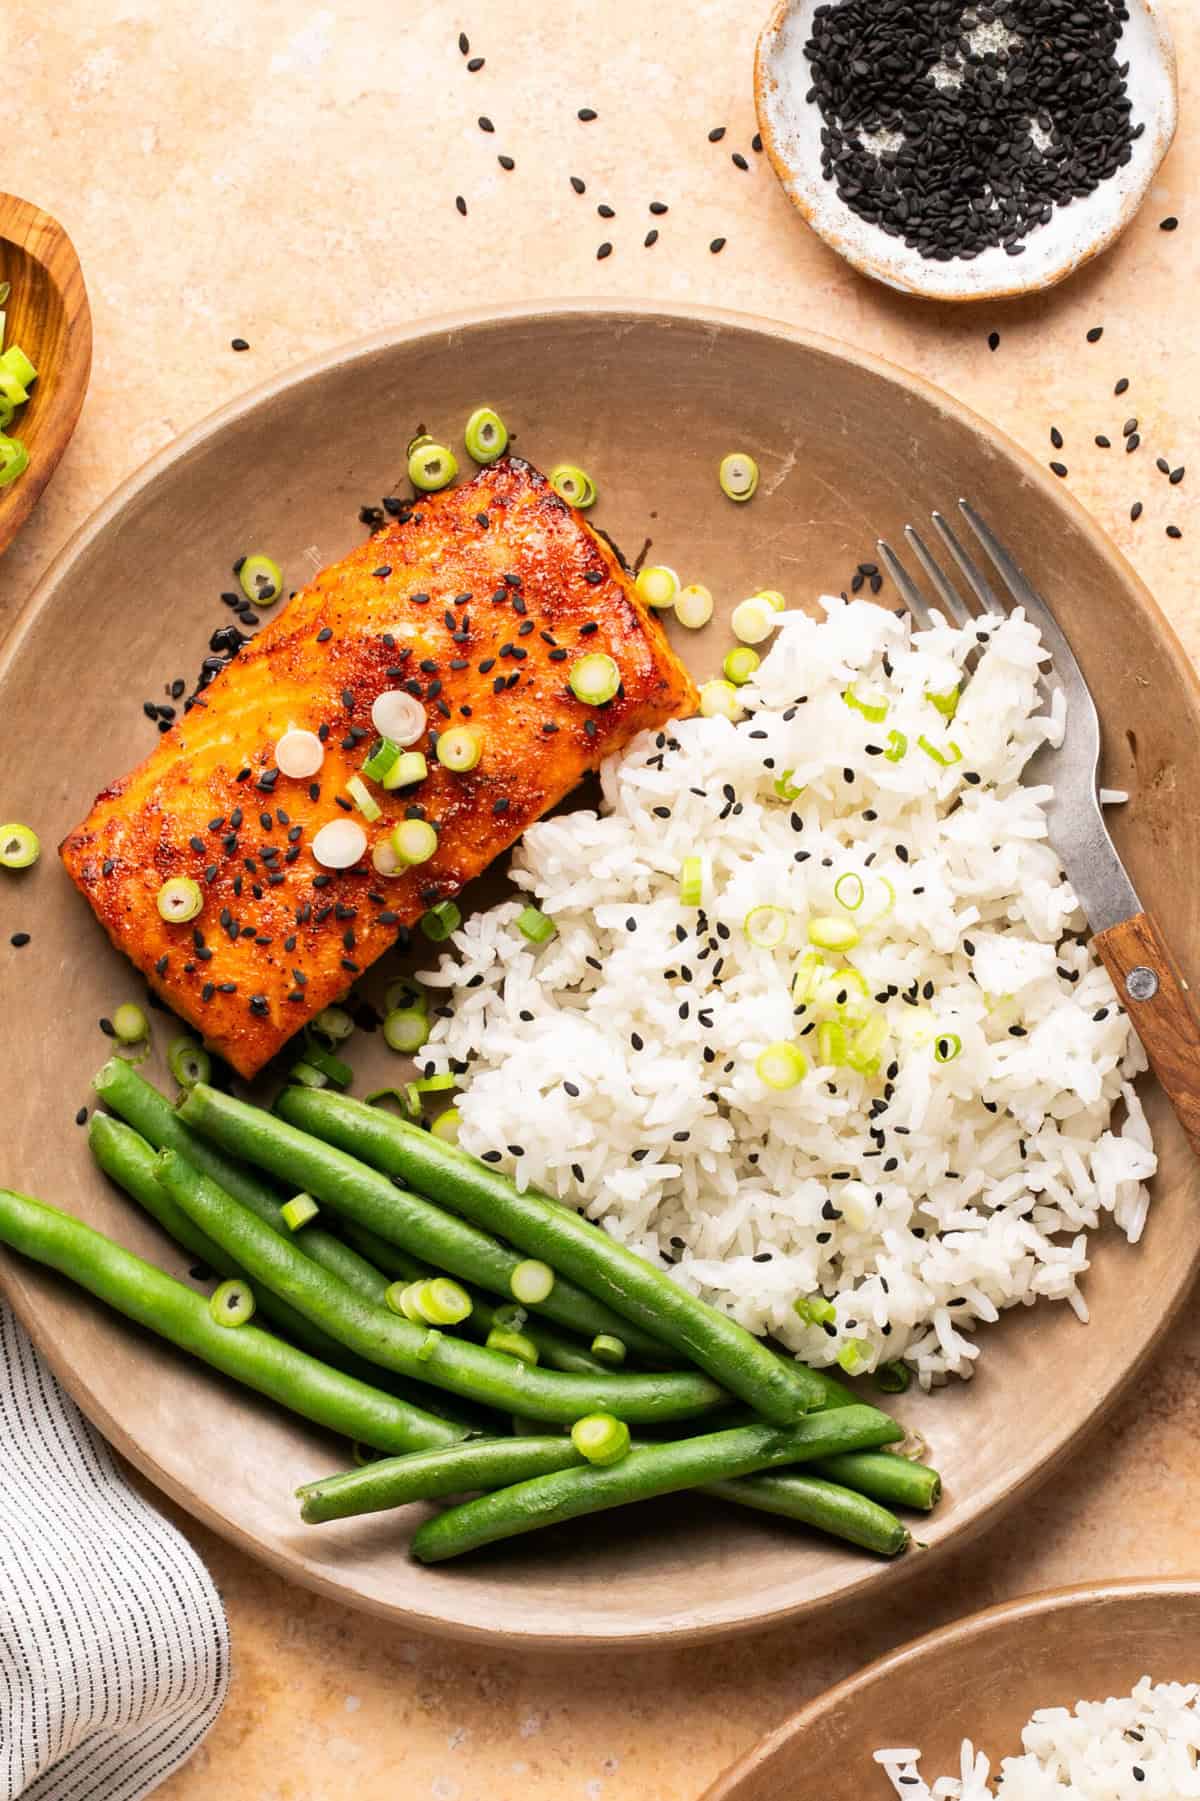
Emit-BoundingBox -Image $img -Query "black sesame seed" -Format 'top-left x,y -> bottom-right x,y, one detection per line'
1050,426 -> 1063,449
466,56 -> 483,71
1087,326 -> 1104,343
1160,216 -> 1179,231
478,115 -> 494,133
597,203 -> 615,219
1095,434 -> 1111,448
708,126 -> 725,142
1167,524 -> 1183,539
731,152 -> 749,171
455,195 -> 468,216
1131,500 -> 1143,521
498,153 -> 515,171
1050,461 -> 1068,478
10,931 -> 30,947
709,237 -> 726,253
597,241 -> 613,260
987,331 -> 1000,351
1115,377 -> 1130,395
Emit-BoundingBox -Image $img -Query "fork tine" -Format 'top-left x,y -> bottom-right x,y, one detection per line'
904,525 -> 973,626
876,537 -> 935,629
956,500 -> 1077,671
930,509 -> 1005,616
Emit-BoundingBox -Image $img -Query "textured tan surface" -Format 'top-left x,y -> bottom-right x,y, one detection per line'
0,0 -> 1197,1794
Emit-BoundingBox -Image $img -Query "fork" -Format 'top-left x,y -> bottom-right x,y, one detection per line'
877,499 -> 1200,1160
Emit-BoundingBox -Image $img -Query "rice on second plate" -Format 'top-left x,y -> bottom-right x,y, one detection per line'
418,595 -> 1155,1385
876,1676 -> 1200,1797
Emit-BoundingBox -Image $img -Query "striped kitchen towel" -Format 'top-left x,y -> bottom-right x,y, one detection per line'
0,1307 -> 229,1800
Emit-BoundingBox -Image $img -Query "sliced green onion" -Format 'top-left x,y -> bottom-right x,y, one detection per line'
156,876 -> 203,923
568,652 -> 620,706
917,734 -> 963,767
867,876 -> 897,921
570,1412 -> 631,1465
837,1338 -> 871,1375
0,344 -> 37,387
755,1041 -> 808,1090
823,965 -> 870,1008
834,872 -> 865,912
730,598 -> 774,644
678,855 -> 704,907
431,1106 -> 461,1144
486,1326 -> 540,1364
773,768 -> 803,802
723,646 -> 760,686
634,565 -> 680,609
842,684 -> 889,723
876,1360 -> 911,1395
417,1277 -> 473,1325
793,1295 -> 836,1326
464,405 -> 508,463
312,818 -> 367,870
408,441 -> 458,491
674,583 -> 713,629
755,588 -> 786,611
926,686 -> 960,720
287,1060 -> 329,1089
210,1279 -> 255,1327
516,905 -> 556,944
167,1037 -> 211,1089
275,727 -> 325,779
111,1003 -> 148,1045
385,980 -> 426,1014
817,1019 -> 848,1067
406,1073 -> 456,1115
436,726 -> 483,774
361,737 -> 401,783
383,1007 -> 430,1053
698,680 -> 743,721
0,435 -> 29,487
382,750 -> 428,791
0,281 -> 11,305
791,950 -> 826,1004
300,1041 -> 354,1087
0,397 -> 14,431
933,1032 -> 962,1063
312,1005 -> 354,1042
281,1193 -> 319,1231
388,1281 -> 425,1323
590,1333 -> 627,1366
511,1259 -> 555,1305
744,904 -> 790,949
808,916 -> 859,952
549,462 -> 596,507
420,900 -> 461,942
884,730 -> 908,763
345,774 -> 381,822
718,451 -> 759,503
493,1303 -> 527,1329
0,364 -> 28,407
848,1011 -> 890,1074
391,818 -> 438,865
238,553 -> 283,606
407,432 -> 434,457
417,1328 -> 441,1362
0,823 -> 40,870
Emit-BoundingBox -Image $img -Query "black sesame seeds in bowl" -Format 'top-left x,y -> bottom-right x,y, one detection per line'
754,0 -> 1177,301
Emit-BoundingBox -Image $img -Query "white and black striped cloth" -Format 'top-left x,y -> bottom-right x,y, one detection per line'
0,1307 -> 229,1800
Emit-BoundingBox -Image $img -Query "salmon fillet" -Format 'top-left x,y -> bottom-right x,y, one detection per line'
61,457 -> 698,1077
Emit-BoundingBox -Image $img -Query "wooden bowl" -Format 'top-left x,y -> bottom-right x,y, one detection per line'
0,193 -> 91,552
703,1579 -> 1200,1799
1,303 -> 1199,1646
754,0 -> 1179,302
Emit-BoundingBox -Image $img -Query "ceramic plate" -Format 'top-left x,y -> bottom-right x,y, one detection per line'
2,303 -> 1199,1645
703,1579 -> 1200,1798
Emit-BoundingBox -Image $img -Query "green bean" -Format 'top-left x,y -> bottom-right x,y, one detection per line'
179,1083 -> 670,1362
276,1088 -> 819,1425
704,1473 -> 909,1556
89,1111 -> 354,1367
297,1435 -> 584,1523
0,1186 -> 465,1454
156,1150 -> 726,1426
811,1451 -> 941,1512
94,1059 -> 390,1303
340,1220 -> 611,1376
410,1406 -> 902,1562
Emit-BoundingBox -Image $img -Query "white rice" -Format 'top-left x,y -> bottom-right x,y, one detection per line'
418,595 -> 1155,1386
876,1676 -> 1200,1797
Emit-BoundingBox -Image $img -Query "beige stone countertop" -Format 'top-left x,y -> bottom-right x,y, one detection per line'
1,1 -> 1197,1795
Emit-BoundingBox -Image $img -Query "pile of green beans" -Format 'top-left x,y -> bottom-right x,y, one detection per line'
0,1062 -> 944,1568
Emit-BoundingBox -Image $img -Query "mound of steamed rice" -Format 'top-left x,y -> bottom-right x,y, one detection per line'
418,594 -> 1155,1386
876,1676 -> 1200,1797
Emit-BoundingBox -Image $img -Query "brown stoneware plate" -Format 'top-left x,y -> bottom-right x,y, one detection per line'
702,1579 -> 1200,1799
1,303 -> 1199,1646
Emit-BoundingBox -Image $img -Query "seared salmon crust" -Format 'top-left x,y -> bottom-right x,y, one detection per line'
61,457 -> 698,1076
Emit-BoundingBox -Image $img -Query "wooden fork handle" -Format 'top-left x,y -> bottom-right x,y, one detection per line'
1094,910 -> 1200,1160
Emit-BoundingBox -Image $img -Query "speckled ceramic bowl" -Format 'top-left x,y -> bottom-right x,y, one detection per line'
754,0 -> 1178,302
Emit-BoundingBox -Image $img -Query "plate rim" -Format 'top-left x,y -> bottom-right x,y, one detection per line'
701,1576 -> 1200,1798
4,298 -> 1200,1647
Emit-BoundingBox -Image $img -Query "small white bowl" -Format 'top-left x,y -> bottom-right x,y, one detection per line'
754,0 -> 1178,303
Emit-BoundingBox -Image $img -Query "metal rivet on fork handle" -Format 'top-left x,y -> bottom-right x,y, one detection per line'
1126,966 -> 1159,1002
